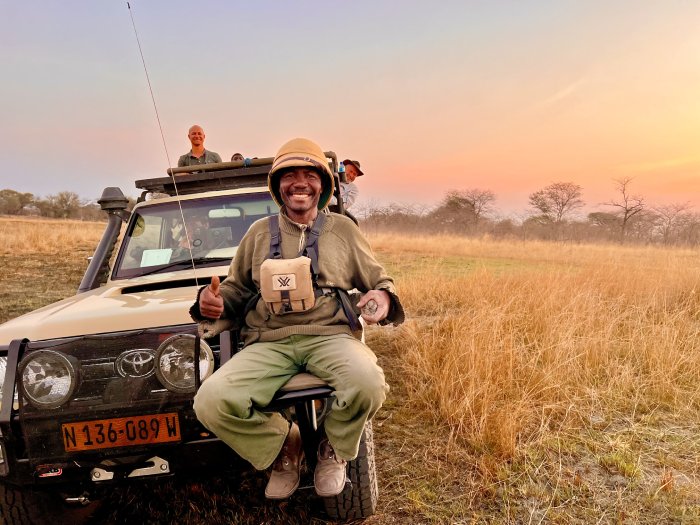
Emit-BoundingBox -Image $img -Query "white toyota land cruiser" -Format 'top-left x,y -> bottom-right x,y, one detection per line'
0,154 -> 376,523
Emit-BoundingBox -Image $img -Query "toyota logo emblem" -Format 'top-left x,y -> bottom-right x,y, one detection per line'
116,349 -> 156,378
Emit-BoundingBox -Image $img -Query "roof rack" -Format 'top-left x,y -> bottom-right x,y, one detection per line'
135,152 -> 339,198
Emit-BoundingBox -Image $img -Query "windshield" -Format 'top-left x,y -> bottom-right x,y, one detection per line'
112,193 -> 278,279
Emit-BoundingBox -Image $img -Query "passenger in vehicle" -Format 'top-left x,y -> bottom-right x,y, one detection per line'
177,125 -> 222,167
340,159 -> 362,209
330,158 -> 362,210
190,138 -> 404,500
170,212 -> 227,257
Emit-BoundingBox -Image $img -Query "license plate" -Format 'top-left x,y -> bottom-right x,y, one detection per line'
62,413 -> 181,452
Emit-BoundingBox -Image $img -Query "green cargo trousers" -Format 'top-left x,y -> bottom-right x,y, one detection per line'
193,333 -> 388,470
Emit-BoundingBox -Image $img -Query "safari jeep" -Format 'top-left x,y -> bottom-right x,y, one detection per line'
0,154 -> 376,523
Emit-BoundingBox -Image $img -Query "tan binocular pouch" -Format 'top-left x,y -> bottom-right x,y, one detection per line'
260,256 -> 316,314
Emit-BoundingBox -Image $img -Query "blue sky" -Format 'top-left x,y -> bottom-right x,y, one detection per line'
2,1 -> 699,215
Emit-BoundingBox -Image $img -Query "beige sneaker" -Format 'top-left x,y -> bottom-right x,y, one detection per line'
265,423 -> 303,500
314,438 -> 348,497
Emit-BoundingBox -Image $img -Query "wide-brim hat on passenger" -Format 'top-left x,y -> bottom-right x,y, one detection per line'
269,138 -> 335,210
342,159 -> 364,176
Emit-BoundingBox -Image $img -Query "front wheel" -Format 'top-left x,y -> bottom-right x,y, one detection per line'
0,484 -> 98,525
323,420 -> 378,520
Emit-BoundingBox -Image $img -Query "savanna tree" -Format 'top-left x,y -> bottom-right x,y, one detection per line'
653,202 -> 693,244
604,177 -> 645,241
428,188 -> 497,233
43,191 -> 82,219
457,189 -> 496,222
528,182 -> 584,224
0,189 -> 34,215
587,211 -> 621,240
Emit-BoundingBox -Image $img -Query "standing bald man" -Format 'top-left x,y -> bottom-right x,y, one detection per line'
177,124 -> 222,167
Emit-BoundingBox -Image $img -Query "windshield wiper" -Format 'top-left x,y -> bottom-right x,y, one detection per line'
137,257 -> 232,276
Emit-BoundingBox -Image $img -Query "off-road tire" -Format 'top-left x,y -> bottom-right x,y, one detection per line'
0,484 -> 97,525
323,421 -> 378,520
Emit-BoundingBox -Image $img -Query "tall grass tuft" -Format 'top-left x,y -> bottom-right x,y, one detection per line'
377,232 -> 700,459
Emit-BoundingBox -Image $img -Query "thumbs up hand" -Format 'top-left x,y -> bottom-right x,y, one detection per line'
209,275 -> 220,296
200,276 -> 224,319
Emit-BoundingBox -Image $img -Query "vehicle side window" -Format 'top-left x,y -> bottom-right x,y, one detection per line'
122,215 -> 166,269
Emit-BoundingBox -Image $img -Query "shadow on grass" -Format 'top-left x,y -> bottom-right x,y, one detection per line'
92,462 -> 342,525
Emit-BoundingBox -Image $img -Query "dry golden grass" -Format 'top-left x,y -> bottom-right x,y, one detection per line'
2,219 -> 700,523
366,231 -> 700,523
0,216 -> 107,323
0,215 -> 104,255
371,232 -> 700,454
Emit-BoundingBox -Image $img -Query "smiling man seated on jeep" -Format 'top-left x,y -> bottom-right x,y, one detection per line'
190,137 -> 405,500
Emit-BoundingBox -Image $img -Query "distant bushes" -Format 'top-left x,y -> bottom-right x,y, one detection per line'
356,180 -> 700,246
3,180 -> 699,246
0,189 -> 136,221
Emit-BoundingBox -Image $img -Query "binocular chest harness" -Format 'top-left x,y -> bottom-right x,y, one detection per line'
259,213 -> 361,331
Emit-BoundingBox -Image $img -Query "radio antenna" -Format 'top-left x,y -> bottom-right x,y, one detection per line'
127,2 -> 199,286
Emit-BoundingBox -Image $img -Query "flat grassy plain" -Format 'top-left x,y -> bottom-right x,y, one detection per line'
2,216 -> 700,524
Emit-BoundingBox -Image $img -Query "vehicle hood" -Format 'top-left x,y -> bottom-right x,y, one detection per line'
0,269 -> 223,344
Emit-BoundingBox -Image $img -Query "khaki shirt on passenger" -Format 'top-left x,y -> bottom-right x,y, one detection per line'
177,149 -> 222,167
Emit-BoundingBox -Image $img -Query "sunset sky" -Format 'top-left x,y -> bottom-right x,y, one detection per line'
2,1 -> 699,217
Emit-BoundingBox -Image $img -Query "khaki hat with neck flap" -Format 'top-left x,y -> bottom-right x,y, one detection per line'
268,138 -> 335,210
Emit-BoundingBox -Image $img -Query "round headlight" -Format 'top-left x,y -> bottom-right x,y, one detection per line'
155,335 -> 214,393
19,351 -> 80,409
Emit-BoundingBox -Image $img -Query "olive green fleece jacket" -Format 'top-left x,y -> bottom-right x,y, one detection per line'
195,210 -> 403,346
